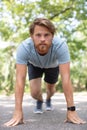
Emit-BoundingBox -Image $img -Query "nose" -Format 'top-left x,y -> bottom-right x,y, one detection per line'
40,35 -> 45,41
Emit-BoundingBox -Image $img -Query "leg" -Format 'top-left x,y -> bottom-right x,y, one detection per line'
27,63 -> 44,113
27,63 -> 44,101
44,66 -> 59,100
29,78 -> 44,113
46,83 -> 56,100
44,67 -> 59,110
44,83 -> 56,111
29,78 -> 43,101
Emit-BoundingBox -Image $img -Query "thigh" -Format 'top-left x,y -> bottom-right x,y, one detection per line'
27,63 -> 43,80
27,63 -> 43,93
44,66 -> 59,84
29,78 -> 42,94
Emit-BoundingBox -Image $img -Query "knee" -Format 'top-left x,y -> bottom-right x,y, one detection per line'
31,90 -> 39,99
47,84 -> 56,95
50,88 -> 55,95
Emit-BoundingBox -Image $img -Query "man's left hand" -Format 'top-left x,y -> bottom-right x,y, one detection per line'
64,111 -> 86,124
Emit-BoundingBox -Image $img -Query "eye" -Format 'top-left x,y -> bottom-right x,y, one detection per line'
36,34 -> 41,37
45,33 -> 50,37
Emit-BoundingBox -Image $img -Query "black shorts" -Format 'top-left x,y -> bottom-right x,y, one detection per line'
27,63 -> 59,84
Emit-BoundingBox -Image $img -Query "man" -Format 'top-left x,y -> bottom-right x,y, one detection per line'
4,18 -> 86,126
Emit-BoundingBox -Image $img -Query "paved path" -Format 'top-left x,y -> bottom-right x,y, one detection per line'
0,92 -> 87,130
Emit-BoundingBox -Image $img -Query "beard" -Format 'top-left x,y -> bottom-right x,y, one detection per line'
39,44 -> 47,51
35,43 -> 51,55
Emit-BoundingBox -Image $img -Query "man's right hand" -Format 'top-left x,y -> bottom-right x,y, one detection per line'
4,110 -> 24,127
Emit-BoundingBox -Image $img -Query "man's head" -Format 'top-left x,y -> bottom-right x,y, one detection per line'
29,18 -> 56,35
29,18 -> 56,55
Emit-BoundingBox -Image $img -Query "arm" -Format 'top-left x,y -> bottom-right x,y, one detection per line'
59,62 -> 74,107
59,62 -> 86,124
15,64 -> 27,112
4,64 -> 27,127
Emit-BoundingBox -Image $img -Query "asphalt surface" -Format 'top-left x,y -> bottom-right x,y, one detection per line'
0,92 -> 87,130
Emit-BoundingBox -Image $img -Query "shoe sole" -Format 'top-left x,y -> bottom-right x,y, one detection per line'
46,107 -> 54,111
34,110 -> 43,114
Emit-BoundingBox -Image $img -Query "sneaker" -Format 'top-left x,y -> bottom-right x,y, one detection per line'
34,100 -> 43,114
46,98 -> 53,111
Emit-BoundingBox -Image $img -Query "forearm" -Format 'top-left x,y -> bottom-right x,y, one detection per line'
14,64 -> 27,112
14,77 -> 25,111
62,80 -> 75,107
15,84 -> 24,111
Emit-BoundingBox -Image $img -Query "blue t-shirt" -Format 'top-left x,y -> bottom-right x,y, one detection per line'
16,36 -> 70,68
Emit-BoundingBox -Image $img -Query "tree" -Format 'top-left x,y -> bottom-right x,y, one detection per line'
0,0 -> 87,93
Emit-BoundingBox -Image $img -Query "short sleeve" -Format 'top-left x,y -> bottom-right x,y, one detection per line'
16,44 -> 28,65
57,42 -> 70,64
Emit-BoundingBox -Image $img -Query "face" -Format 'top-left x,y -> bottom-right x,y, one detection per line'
31,25 -> 53,55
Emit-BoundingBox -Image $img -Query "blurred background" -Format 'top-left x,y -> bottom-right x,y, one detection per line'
0,0 -> 87,95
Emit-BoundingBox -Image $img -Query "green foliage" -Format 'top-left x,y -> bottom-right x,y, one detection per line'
0,45 -> 16,95
0,0 -> 87,94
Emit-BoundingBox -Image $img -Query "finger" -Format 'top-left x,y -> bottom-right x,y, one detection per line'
12,120 -> 24,126
65,117 -> 86,124
77,117 -> 86,124
65,116 -> 82,124
4,119 -> 16,127
64,119 -> 68,123
4,119 -> 24,127
76,118 -> 86,124
72,115 -> 86,124
4,119 -> 15,126
64,118 -> 74,123
64,119 -> 80,124
80,120 -> 86,124
64,117 -> 75,123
